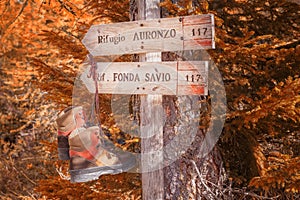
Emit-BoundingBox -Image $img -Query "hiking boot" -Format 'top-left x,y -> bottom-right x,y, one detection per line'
56,106 -> 85,160
68,126 -> 136,183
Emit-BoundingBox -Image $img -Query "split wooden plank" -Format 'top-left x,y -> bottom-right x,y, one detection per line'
137,0 -> 164,200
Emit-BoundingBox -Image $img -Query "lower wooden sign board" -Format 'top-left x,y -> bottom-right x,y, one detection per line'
80,61 -> 208,95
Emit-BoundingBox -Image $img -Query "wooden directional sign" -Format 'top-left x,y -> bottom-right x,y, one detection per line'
82,14 -> 215,56
80,61 -> 208,95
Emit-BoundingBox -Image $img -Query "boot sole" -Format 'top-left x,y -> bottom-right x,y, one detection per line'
70,157 -> 136,183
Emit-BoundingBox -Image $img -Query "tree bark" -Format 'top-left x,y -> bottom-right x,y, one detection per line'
130,0 -> 225,199
162,90 -> 224,199
161,0 -> 225,198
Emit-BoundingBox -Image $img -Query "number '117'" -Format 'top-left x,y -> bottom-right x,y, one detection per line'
186,74 -> 203,82
192,27 -> 208,36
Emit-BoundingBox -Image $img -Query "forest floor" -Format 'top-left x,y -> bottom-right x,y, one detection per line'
0,90 -> 143,199
0,87 -> 299,199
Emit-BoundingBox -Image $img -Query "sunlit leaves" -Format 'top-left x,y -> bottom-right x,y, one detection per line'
0,0 -> 299,198
205,0 -> 300,195
160,0 -> 211,16
249,153 -> 300,194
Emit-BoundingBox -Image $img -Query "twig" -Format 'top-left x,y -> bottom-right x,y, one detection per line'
191,160 -> 219,200
26,191 -> 37,200
21,156 -> 45,161
232,189 -> 281,200
13,167 -> 36,185
20,170 -> 36,185
1,0 -> 29,38
0,0 -> 9,20
56,166 -> 70,180
7,188 -> 19,198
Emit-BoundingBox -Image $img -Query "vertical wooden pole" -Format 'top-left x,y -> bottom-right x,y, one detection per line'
137,0 -> 164,199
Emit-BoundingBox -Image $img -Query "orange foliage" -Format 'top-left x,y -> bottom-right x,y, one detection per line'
0,0 -> 299,199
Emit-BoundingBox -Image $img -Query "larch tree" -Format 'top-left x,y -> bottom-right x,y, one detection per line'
0,0 -> 299,199
129,0 -> 226,199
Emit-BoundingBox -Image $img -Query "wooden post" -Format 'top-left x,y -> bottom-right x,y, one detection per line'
137,0 -> 164,199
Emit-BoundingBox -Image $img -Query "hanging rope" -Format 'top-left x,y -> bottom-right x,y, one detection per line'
87,54 -> 101,128
86,54 -> 116,151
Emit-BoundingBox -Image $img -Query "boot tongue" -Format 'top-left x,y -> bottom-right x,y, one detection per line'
69,127 -> 86,138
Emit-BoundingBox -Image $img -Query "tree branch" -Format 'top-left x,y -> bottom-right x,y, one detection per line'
2,0 -> 29,37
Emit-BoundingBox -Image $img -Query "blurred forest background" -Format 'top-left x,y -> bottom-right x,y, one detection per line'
0,0 -> 299,199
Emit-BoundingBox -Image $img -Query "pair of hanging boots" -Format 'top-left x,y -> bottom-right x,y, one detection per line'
56,106 -> 136,183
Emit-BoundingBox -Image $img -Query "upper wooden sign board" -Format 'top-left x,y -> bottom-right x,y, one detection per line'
82,14 -> 215,56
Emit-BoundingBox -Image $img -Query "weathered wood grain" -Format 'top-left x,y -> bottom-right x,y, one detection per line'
137,0 -> 164,199
82,14 -> 215,56
80,61 -> 208,95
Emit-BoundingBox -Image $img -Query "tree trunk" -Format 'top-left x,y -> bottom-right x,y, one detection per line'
163,95 -> 224,199
161,1 -> 225,198
130,0 -> 226,199
161,63 -> 225,199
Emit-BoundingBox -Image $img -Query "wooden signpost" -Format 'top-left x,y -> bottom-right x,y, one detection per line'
81,2 -> 215,198
137,1 -> 164,199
